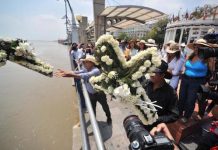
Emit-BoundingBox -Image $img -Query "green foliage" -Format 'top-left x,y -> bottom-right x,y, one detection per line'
143,18 -> 169,46
117,32 -> 130,41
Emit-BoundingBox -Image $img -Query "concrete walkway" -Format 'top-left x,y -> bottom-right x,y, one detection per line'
73,96 -> 137,150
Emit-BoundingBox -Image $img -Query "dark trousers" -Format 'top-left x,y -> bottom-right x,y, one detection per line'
89,92 -> 111,119
75,79 -> 86,109
178,75 -> 206,118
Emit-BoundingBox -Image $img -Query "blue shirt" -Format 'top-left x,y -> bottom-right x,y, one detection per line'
74,67 -> 100,94
185,60 -> 208,77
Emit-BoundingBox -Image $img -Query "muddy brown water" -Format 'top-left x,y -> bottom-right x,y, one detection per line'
0,41 -> 79,150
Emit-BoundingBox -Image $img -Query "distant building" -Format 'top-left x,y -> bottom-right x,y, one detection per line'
113,23 -> 153,39
164,5 -> 218,44
86,22 -> 153,41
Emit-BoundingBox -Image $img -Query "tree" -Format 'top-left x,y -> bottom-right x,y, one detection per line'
117,32 -> 130,41
143,18 -> 169,47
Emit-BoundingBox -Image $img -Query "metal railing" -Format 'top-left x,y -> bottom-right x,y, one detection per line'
70,55 -> 105,150
80,77 -> 105,150
74,82 -> 90,150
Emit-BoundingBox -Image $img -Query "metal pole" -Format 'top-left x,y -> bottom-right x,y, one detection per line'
64,0 -> 70,43
66,0 -> 79,43
80,79 -> 105,150
68,53 -> 90,149
75,83 -> 90,150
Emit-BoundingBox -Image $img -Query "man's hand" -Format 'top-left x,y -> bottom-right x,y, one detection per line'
150,123 -> 179,150
54,69 -> 74,77
150,123 -> 174,141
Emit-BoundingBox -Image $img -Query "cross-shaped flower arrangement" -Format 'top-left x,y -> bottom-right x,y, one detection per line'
0,38 -> 53,76
90,35 -> 162,125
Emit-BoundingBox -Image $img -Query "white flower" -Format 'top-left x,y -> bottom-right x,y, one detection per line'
100,45 -> 107,52
152,56 -> 161,67
131,81 -> 141,87
144,60 -> 151,67
105,77 -> 109,83
106,59 -> 113,65
135,71 -> 143,79
108,71 -> 117,79
145,73 -> 151,79
113,84 -> 130,98
89,76 -> 96,84
19,42 -> 30,51
136,87 -> 145,95
139,66 -> 147,72
0,50 -> 7,61
16,46 -> 21,51
108,86 -> 114,94
27,56 -> 33,60
131,74 -> 137,80
101,55 -> 110,62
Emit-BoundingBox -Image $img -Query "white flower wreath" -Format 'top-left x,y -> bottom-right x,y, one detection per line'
92,34 -> 162,125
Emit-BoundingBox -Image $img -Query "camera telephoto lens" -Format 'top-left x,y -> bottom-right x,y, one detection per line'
123,115 -> 154,149
123,115 -> 174,150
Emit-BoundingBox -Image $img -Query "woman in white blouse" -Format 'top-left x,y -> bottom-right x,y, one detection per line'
166,43 -> 185,89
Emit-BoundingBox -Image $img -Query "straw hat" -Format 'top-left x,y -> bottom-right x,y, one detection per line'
139,40 -> 146,44
145,39 -> 157,47
166,40 -> 176,45
81,55 -> 98,65
166,43 -> 180,53
187,39 -> 211,50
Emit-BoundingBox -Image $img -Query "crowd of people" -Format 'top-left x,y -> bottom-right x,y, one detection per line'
55,36 -> 218,149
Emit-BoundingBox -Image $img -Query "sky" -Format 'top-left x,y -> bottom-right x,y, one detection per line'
0,0 -> 217,41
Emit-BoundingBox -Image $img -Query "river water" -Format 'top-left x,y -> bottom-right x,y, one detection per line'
0,41 -> 78,150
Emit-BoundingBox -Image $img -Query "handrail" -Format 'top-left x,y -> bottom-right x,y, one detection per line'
69,52 -> 105,150
69,53 -> 90,150
75,82 -> 90,150
78,64 -> 105,150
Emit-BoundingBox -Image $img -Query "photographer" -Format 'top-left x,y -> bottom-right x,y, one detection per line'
178,39 -> 211,123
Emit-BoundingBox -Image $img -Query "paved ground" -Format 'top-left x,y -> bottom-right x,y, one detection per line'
72,95 -> 216,150
73,96 -> 138,150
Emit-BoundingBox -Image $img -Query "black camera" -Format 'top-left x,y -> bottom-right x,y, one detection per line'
197,33 -> 218,59
197,85 -> 218,117
198,47 -> 218,59
123,115 -> 174,150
